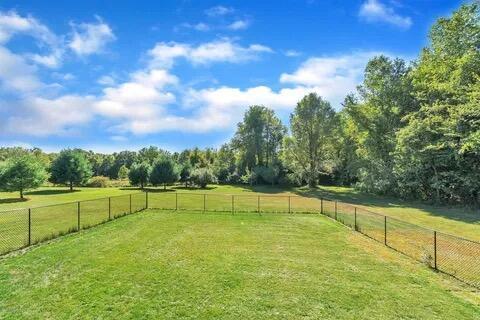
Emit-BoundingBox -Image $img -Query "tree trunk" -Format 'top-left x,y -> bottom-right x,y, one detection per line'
185,181 -> 188,188
20,189 -> 23,199
69,181 -> 73,191
141,181 -> 144,189
164,183 -> 166,190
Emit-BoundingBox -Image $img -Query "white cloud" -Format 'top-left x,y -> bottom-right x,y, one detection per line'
359,0 -> 412,29
205,6 -> 234,17
0,46 -> 42,92
285,50 -> 301,57
148,39 -> 273,68
69,16 -> 115,56
0,11 -> 63,68
280,52 -> 381,106
177,22 -> 210,32
0,11 -> 57,45
2,95 -> 96,136
94,69 -> 178,133
227,20 -> 250,30
97,75 -> 116,86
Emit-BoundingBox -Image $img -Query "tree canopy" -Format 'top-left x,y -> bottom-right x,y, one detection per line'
0,154 -> 47,198
50,149 -> 92,191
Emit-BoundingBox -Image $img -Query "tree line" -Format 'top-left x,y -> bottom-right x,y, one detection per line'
1,3 -> 479,204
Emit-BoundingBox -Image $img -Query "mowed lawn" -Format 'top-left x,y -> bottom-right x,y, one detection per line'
0,211 -> 478,319
1,184 -> 479,241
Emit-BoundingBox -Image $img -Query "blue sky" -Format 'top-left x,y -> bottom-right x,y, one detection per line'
0,0 -> 464,153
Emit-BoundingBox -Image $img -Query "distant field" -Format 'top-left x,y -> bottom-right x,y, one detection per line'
0,184 -> 479,241
0,210 -> 478,319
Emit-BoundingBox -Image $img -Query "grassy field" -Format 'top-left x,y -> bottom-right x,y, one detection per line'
0,210 -> 478,319
0,183 -> 479,241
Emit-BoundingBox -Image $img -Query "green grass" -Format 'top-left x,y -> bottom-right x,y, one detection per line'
0,187 -> 137,210
1,183 -> 479,241
0,210 -> 478,319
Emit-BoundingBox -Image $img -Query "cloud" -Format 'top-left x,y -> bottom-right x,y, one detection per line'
359,0 -> 412,29
284,50 -> 301,57
205,6 -> 234,17
280,52 -> 381,106
177,22 -> 210,32
148,39 -> 273,68
69,16 -> 115,56
2,95 -> 96,136
0,11 -> 63,68
227,20 -> 250,30
97,75 -> 116,86
0,46 -> 42,92
94,69 -> 178,133
0,11 -> 57,45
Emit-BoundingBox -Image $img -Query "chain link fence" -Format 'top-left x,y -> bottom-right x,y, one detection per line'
0,191 -> 478,288
0,192 -> 147,255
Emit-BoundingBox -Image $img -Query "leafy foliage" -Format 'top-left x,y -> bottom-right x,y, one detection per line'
0,154 -> 47,198
128,162 -> 151,189
50,150 -> 92,191
191,167 -> 217,188
150,157 -> 179,189
283,93 -> 337,187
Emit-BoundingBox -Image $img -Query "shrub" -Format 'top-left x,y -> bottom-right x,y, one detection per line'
191,168 -> 217,188
86,176 -> 111,188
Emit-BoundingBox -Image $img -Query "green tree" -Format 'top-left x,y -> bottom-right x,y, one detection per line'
128,162 -> 151,189
0,154 -> 47,198
213,144 -> 236,183
50,149 -> 92,191
232,105 -> 286,172
395,3 -> 480,203
283,93 -> 336,187
118,165 -> 130,180
179,162 -> 193,188
150,157 -> 179,190
191,168 -> 217,188
342,56 -> 416,194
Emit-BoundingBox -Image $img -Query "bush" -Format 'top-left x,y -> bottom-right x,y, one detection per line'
191,168 -> 217,188
86,176 -> 112,188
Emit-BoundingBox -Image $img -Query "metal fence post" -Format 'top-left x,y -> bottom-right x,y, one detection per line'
320,198 -> 323,214
129,194 -> 132,214
384,216 -> 387,246
433,231 -> 437,270
354,207 -> 357,231
288,196 -> 291,214
108,197 -> 111,220
335,201 -> 338,220
145,191 -> 148,209
231,195 -> 234,215
175,193 -> 178,211
203,194 -> 206,213
77,201 -> 81,231
257,195 -> 260,215
27,208 -> 31,246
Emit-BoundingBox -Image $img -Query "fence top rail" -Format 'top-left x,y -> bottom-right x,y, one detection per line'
0,192 -> 143,214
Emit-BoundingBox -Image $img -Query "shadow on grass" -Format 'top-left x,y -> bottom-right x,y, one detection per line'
231,184 -> 294,194
25,189 -> 79,196
0,198 -> 29,204
292,186 -> 480,224
173,186 -> 217,191
142,187 -> 176,193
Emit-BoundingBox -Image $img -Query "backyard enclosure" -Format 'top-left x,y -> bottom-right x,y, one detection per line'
0,191 -> 479,289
